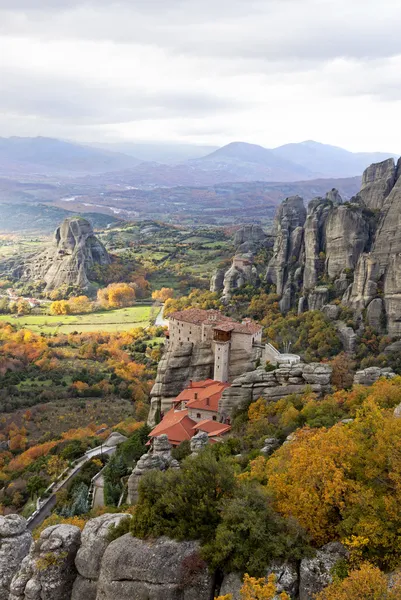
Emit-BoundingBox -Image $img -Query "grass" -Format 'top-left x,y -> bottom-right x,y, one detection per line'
0,304 -> 155,334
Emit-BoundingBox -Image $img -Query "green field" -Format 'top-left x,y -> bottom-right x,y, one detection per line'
0,304 -> 156,334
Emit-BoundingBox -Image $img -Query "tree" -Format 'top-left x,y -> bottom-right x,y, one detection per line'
202,481 -> 309,575
330,353 -> 356,390
68,295 -> 93,314
152,288 -> 174,302
46,456 -> 68,479
239,574 -> 290,600
50,300 -> 70,315
97,283 -> 136,309
315,563 -> 401,600
27,475 -> 47,498
17,299 -> 31,315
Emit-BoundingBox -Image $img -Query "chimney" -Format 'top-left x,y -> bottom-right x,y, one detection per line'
194,392 -> 198,400
206,396 -> 209,406
189,380 -> 193,388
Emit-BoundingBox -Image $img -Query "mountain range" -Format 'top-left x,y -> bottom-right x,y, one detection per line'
0,137 -> 397,184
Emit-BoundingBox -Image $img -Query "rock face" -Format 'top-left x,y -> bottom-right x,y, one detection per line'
355,158 -> 397,210
96,535 -> 214,600
210,224 -> 273,296
354,366 -> 395,386
127,435 -> 179,505
9,524 -> 80,600
149,341 -> 214,425
299,542 -> 348,600
72,514 -> 127,600
0,515 -> 32,600
149,339 -> 258,425
190,431 -> 209,454
219,363 -> 332,418
21,217 -> 111,291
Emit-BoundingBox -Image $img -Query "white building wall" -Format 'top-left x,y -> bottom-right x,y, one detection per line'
188,408 -> 218,422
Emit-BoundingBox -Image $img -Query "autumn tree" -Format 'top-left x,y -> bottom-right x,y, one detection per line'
97,283 -> 136,309
17,299 -> 31,315
240,574 -> 289,600
46,456 -> 68,479
50,300 -> 70,315
315,563 -> 401,600
152,287 -> 174,302
330,352 -> 356,390
68,295 -> 93,314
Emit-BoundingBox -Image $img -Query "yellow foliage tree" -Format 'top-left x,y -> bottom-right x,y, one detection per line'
315,563 -> 401,600
215,574 -> 289,600
152,287 -> 175,302
68,295 -> 93,314
97,283 -> 136,309
46,456 -> 68,479
50,300 -> 70,315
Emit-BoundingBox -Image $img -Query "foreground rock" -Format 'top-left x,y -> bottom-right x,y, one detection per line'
219,363 -> 332,418
72,514 -> 127,600
9,524 -> 80,600
353,367 -> 395,386
0,515 -> 32,600
21,217 -> 111,291
96,535 -> 214,600
299,542 -> 348,600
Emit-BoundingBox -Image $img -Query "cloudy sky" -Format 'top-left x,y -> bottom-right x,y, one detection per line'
0,0 -> 401,152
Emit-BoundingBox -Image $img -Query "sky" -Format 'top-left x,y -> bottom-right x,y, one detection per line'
0,0 -> 401,152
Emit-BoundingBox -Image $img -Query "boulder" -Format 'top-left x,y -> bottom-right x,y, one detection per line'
21,217 -> 111,291
9,524 -> 81,600
72,513 -> 128,600
354,367 -> 395,386
322,304 -> 340,321
190,431 -> 209,455
103,432 -> 128,448
261,437 -> 281,456
325,189 -> 343,205
366,297 -> 385,331
299,542 -> 348,600
0,515 -> 32,600
335,321 -> 357,353
267,560 -> 299,597
96,535 -> 214,600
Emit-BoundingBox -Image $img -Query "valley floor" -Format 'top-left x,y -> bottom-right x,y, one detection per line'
0,304 -> 155,334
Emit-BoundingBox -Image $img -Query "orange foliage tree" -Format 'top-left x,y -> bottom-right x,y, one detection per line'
315,563 -> 401,600
152,287 -> 174,302
97,283 -> 136,309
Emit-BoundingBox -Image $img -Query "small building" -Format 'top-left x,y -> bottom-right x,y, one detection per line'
148,379 -> 231,447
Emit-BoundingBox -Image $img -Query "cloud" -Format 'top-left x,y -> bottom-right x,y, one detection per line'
0,0 -> 400,152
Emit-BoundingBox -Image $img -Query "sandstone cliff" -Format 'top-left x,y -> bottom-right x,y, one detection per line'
21,217 -> 111,291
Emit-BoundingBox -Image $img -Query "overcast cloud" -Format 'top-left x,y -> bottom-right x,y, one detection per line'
1,0 -> 401,152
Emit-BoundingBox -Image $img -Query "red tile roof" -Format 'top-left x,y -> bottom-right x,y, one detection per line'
149,408 -> 196,446
168,308 -> 261,336
193,419 -> 231,437
173,380 -> 230,412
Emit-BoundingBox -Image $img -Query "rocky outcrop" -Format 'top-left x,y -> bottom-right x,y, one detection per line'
9,524 -> 80,600
233,224 -> 270,252
72,514 -> 127,600
190,431 -> 209,455
0,515 -> 32,600
220,562 -> 298,599
96,535 -> 214,600
149,342 -> 214,425
149,339 -> 258,425
222,255 -> 259,300
210,268 -> 226,293
127,435 -> 179,504
355,158 -> 397,210
335,321 -> 357,353
21,217 -> 111,291
219,363 -> 332,418
299,542 -> 348,600
354,367 -> 395,386
266,195 -> 306,297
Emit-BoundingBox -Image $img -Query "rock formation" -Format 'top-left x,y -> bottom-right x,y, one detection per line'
149,339 -> 258,425
353,366 -> 395,386
190,431 -> 209,455
127,435 -> 179,504
0,515 -> 32,600
96,535 -> 214,600
21,217 -> 111,291
299,542 -> 348,600
219,363 -> 332,418
210,224 -> 273,298
72,513 -> 127,600
9,524 -> 81,600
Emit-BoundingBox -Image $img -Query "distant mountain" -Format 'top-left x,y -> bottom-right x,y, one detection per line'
91,142 -> 218,164
190,141 -> 316,182
0,137 -> 140,177
272,140 -> 398,178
